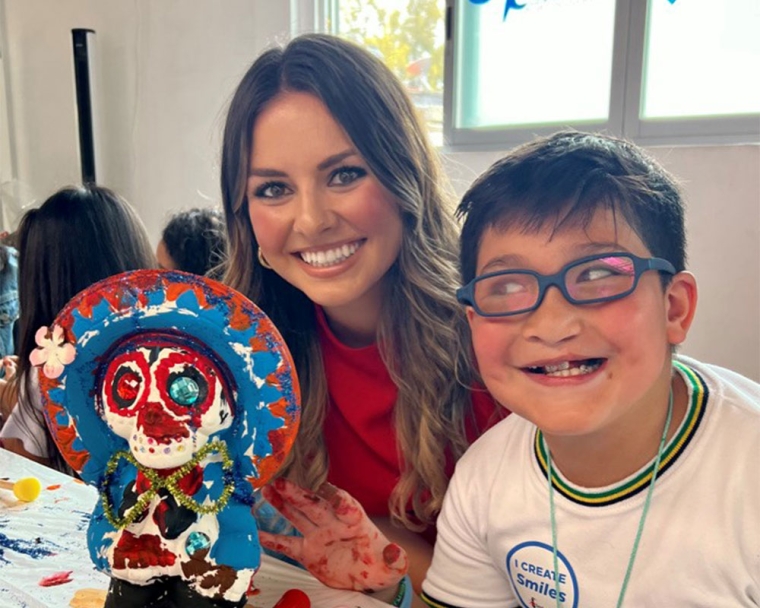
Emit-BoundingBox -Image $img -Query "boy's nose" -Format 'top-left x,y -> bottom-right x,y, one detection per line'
292,189 -> 335,236
521,285 -> 582,345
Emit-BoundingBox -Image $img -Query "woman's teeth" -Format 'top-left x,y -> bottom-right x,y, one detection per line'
300,242 -> 360,268
528,359 -> 603,377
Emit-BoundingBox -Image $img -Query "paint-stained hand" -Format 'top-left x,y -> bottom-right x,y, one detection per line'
259,478 -> 408,592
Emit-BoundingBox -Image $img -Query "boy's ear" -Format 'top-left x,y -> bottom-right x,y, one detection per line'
466,306 -> 477,328
665,271 -> 698,346
465,307 -> 484,374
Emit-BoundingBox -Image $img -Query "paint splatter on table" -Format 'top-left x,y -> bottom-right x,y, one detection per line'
0,449 -> 109,607
0,449 -> 392,608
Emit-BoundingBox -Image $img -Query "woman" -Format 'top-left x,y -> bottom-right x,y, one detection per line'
220,34 -> 505,599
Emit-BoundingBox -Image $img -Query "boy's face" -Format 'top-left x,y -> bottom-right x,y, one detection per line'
467,208 -> 695,440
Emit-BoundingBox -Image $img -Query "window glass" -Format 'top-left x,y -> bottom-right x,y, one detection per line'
642,0 -> 760,119
454,0 -> 616,130
320,0 -> 759,145
332,0 -> 446,144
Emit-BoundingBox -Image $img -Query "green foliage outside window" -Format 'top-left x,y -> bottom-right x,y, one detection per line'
335,0 -> 444,94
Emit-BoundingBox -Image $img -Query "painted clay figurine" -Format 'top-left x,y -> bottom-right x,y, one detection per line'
33,270 -> 300,608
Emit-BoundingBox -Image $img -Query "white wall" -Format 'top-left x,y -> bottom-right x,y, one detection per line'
2,1 -> 759,380
0,0 -> 290,239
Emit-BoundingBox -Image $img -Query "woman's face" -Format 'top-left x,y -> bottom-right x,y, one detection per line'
246,92 -> 403,323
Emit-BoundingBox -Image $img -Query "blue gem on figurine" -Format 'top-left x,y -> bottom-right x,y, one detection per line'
33,270 -> 301,608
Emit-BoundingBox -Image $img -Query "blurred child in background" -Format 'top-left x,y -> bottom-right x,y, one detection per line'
0,184 -> 155,472
157,207 -> 226,277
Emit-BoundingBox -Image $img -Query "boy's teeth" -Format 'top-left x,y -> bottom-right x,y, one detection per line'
300,242 -> 360,268
528,359 -> 603,377
544,364 -> 597,377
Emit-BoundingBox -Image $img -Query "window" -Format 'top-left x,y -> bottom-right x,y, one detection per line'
453,0 -> 616,130
628,0 -> 760,145
641,0 -> 760,119
314,0 -> 760,148
320,0 -> 447,145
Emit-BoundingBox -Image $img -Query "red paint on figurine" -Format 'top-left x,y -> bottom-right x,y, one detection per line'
112,531 -> 177,569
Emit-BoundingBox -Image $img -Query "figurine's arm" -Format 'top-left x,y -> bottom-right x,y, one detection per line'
195,460 -> 260,571
88,492 -> 120,574
213,499 -> 261,570
88,517 -> 116,573
88,462 -> 140,574
191,497 -> 259,602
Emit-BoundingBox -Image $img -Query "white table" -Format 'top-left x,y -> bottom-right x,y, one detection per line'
0,448 -> 391,608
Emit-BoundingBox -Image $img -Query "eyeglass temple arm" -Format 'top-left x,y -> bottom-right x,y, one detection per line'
456,286 -> 474,306
647,257 -> 676,274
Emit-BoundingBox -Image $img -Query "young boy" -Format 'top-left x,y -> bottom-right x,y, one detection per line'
421,131 -> 760,607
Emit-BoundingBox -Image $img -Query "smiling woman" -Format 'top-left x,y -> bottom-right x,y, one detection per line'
219,33 -> 506,601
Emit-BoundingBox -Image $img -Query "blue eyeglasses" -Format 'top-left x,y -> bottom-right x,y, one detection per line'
457,252 -> 676,317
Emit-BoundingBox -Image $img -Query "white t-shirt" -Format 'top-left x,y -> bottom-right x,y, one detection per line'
0,372 -> 48,457
423,357 -> 760,607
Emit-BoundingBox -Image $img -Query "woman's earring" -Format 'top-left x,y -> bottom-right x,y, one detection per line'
257,246 -> 273,270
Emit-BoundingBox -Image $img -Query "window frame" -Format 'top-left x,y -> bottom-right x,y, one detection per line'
304,0 -> 339,36
443,0 -> 760,149
620,0 -> 760,146
312,0 -> 760,149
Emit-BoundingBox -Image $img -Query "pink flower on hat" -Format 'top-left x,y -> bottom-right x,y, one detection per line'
29,325 -> 76,379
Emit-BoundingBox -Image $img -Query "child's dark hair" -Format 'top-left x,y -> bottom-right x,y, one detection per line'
458,131 -> 686,285
15,184 -> 155,472
160,207 -> 226,276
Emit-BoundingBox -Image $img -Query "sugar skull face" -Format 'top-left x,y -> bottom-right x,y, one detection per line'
100,335 -> 234,469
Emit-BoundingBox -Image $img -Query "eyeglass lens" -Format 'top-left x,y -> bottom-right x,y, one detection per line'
474,255 -> 637,315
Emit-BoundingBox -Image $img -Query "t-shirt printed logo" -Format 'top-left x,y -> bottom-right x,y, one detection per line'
506,541 -> 579,608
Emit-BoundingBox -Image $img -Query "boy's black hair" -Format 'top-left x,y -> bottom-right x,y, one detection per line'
458,131 -> 686,284
161,207 -> 226,277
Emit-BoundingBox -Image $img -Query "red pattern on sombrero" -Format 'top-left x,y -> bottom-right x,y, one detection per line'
251,395 -> 297,484
38,374 -> 91,471
229,301 -> 255,332
166,281 -> 209,310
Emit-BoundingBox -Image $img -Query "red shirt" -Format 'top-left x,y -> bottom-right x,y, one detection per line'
317,307 -> 506,518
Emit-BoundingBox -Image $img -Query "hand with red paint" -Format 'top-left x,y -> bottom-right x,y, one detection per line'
259,478 -> 408,593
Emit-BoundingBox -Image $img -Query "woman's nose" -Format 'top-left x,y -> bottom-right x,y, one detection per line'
292,188 -> 335,236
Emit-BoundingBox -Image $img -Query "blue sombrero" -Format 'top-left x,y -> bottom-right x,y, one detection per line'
35,269 -> 300,488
